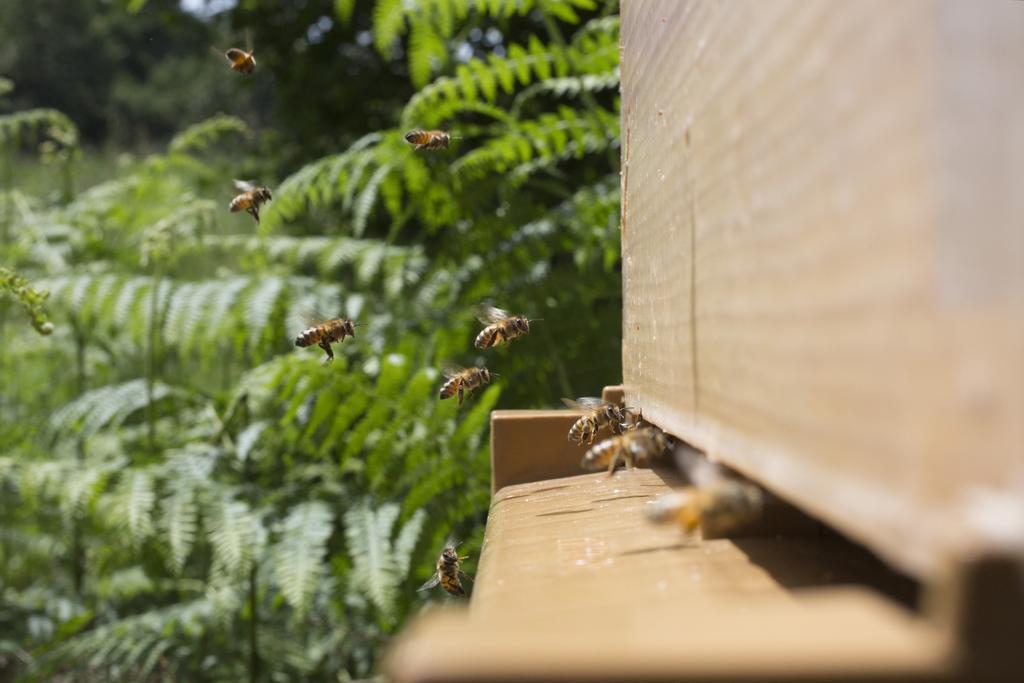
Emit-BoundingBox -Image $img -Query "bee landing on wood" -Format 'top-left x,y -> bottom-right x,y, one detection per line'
563,397 -> 631,446
439,366 -> 493,405
294,318 -> 359,361
580,426 -> 674,476
473,306 -> 536,349
229,180 -> 272,224
404,129 -> 453,151
418,543 -> 472,597
212,30 -> 256,74
646,480 -> 764,538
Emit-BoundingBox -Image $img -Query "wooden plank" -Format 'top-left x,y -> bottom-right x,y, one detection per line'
620,0 -> 1024,580
386,468 -> 947,682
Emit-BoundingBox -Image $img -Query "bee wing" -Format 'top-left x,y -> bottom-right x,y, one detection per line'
211,45 -> 230,61
417,572 -> 442,592
233,179 -> 256,192
566,397 -> 606,409
298,307 -> 329,326
476,305 -> 512,325
442,364 -> 467,380
245,27 -> 254,53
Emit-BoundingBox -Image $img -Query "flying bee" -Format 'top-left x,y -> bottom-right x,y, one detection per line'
580,426 -> 673,475
294,318 -> 361,361
404,129 -> 453,151
474,306 -> 536,349
646,480 -> 764,537
418,543 -> 472,597
212,30 -> 256,74
229,180 -> 273,224
439,366 -> 494,405
563,397 -> 630,446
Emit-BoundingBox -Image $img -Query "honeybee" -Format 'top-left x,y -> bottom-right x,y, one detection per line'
417,543 -> 472,597
294,318 -> 360,361
229,180 -> 273,224
474,306 -> 534,349
646,480 -> 764,537
563,397 -> 630,446
439,366 -> 494,405
404,129 -> 452,151
212,31 -> 256,74
581,426 -> 673,475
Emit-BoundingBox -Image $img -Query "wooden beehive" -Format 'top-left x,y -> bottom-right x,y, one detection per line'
385,2 -> 1024,680
620,0 -> 1024,584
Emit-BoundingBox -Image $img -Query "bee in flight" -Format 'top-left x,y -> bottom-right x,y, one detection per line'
294,318 -> 360,361
439,366 -> 493,405
581,426 -> 673,475
418,542 -> 472,597
563,397 -> 638,446
474,306 -> 535,350
646,480 -> 764,538
404,129 -> 453,151
229,180 -> 273,224
212,30 -> 256,74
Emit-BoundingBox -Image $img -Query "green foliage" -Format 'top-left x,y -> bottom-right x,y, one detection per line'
0,266 -> 54,334
1,0 -> 622,681
168,115 -> 252,157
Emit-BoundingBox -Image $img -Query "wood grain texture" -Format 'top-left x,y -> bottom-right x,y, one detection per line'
386,469 -> 947,682
621,0 -> 1024,579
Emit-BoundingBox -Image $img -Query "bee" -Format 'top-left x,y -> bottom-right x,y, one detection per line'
417,543 -> 472,597
563,397 -> 630,446
474,306 -> 535,349
439,366 -> 494,405
404,129 -> 452,151
580,426 -> 673,475
212,31 -> 256,74
646,480 -> 764,537
294,318 -> 360,361
229,180 -> 273,224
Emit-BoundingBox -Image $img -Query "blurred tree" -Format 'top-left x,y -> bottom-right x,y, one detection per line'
0,0 -> 261,146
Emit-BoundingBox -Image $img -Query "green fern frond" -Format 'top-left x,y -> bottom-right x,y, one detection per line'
451,104 -> 617,182
263,132 -> 382,229
344,500 -> 424,619
0,108 -> 78,148
115,469 -> 157,546
207,495 -> 266,579
168,114 -> 252,156
49,379 -> 182,438
271,501 -> 333,614
162,482 -> 199,573
401,15 -> 618,128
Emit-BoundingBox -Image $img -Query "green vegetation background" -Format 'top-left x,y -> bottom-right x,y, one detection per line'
0,0 -> 621,679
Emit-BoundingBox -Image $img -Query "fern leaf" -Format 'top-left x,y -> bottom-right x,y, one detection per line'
271,501 -> 333,614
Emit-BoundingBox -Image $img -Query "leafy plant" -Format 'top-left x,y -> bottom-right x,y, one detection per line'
0,0 -> 622,680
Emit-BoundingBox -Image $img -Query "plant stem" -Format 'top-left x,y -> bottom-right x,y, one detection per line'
249,562 -> 260,682
146,270 -> 161,455
71,325 -> 87,595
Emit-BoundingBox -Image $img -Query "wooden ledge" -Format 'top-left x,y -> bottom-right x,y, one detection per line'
386,467 -> 950,682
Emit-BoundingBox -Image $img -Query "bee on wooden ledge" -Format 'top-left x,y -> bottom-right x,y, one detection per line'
580,426 -> 674,476
646,479 -> 764,538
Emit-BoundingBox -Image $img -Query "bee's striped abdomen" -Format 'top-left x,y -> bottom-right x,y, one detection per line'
439,572 -> 465,596
439,376 -> 463,403
294,326 -> 324,347
474,325 -> 501,349
568,415 -> 597,445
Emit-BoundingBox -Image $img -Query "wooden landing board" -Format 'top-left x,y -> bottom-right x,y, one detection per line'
385,468 -> 948,682
620,0 -> 1024,580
